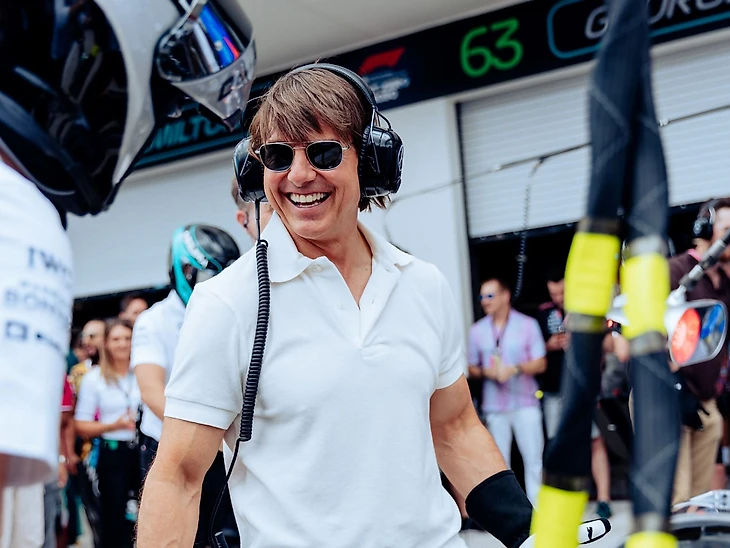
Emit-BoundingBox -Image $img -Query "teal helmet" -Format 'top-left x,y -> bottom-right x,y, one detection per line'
169,224 -> 240,305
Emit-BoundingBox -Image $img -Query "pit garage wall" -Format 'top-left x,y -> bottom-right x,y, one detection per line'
66,96 -> 475,334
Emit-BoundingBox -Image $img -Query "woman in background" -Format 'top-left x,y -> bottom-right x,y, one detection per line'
75,318 -> 140,548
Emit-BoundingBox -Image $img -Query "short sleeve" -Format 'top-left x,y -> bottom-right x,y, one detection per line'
74,372 -> 99,422
436,270 -> 467,390
467,325 -> 482,367
527,318 -> 547,360
130,310 -> 166,369
164,285 -> 247,431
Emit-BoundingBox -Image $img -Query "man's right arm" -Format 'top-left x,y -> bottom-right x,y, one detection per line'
135,363 -> 167,420
138,284 -> 246,546
137,417 -> 225,547
130,311 -> 169,421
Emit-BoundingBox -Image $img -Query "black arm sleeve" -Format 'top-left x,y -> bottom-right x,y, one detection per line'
465,470 -> 533,548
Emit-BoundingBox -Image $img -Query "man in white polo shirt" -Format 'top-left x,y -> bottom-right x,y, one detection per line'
137,64 -> 611,548
132,224 -> 241,546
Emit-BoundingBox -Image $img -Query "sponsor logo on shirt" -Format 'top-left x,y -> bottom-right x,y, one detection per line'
3,319 -> 66,358
3,280 -> 71,325
27,246 -> 72,288
546,309 -> 564,335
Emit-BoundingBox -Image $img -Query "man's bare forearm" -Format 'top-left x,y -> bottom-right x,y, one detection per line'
433,411 -> 507,497
136,365 -> 168,420
144,391 -> 166,421
137,464 -> 201,547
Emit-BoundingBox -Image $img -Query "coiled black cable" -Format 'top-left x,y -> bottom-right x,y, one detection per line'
210,200 -> 271,548
240,237 -> 270,441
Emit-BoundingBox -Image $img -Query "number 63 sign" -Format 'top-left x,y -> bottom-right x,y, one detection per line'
460,17 -> 524,78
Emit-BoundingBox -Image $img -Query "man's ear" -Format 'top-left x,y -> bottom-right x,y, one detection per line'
235,210 -> 248,229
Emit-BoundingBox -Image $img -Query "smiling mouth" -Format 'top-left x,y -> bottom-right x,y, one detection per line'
286,192 -> 331,208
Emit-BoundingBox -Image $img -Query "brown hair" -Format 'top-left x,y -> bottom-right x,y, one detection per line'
702,197 -> 730,217
248,66 -> 389,212
481,277 -> 512,295
119,292 -> 146,314
99,318 -> 133,385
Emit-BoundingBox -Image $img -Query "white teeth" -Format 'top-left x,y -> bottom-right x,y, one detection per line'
289,192 -> 327,204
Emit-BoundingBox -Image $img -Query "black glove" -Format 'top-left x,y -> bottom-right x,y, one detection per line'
465,470 -> 533,548
677,378 -> 708,430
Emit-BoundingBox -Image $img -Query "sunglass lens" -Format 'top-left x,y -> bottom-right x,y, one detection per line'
307,141 -> 343,170
260,144 -> 293,171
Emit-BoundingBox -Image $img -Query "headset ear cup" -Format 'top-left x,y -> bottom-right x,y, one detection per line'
692,219 -> 705,239
359,127 -> 403,197
693,199 -> 718,240
233,138 -> 266,202
693,218 -> 712,240
357,125 -> 373,189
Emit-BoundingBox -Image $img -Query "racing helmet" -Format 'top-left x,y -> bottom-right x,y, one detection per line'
0,0 -> 256,216
169,224 -> 240,305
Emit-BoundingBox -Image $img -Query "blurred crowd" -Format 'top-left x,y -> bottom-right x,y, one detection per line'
455,196 -> 730,530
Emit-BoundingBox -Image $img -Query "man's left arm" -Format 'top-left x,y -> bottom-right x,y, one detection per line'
430,377 -> 533,547
430,375 -> 506,495
431,270 -> 533,547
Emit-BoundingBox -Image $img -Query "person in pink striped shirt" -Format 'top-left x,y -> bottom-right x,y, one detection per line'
467,278 -> 546,505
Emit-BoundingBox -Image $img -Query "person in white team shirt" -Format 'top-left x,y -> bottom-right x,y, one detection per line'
0,159 -> 73,502
0,0 -> 256,524
132,224 -> 241,546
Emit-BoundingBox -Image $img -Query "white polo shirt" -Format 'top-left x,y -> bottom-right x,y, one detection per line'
0,163 -> 73,486
131,290 -> 186,441
74,367 -> 141,442
165,213 -> 467,548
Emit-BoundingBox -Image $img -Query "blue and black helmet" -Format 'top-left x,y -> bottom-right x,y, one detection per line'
169,225 -> 240,305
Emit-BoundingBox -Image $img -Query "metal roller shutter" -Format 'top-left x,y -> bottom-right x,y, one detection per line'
460,38 -> 730,239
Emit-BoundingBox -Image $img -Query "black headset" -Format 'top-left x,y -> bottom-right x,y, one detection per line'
233,63 -> 403,203
693,198 -> 718,240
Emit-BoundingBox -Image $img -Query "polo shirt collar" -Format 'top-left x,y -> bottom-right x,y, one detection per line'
262,212 -> 413,283
166,289 -> 187,315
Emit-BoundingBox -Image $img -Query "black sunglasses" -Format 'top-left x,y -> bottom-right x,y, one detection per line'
256,140 -> 350,172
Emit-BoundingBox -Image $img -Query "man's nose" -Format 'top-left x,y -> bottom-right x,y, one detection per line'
288,149 -> 316,187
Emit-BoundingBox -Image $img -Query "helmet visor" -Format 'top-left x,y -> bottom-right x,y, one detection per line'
156,0 -> 256,129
